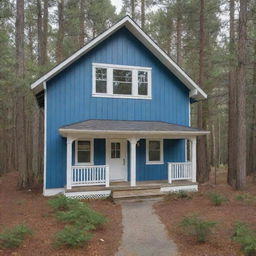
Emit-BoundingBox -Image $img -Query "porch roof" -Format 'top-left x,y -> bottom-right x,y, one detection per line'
59,120 -> 209,138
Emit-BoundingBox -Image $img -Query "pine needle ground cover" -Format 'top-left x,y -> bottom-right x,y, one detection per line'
154,171 -> 256,256
0,171 -> 122,256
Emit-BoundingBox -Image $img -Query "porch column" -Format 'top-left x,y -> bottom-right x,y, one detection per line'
66,137 -> 74,190
128,138 -> 139,187
191,137 -> 197,182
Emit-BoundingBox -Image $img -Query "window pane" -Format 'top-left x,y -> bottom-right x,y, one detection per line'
78,151 -> 90,163
113,81 -> 132,94
148,141 -> 161,161
115,143 -> 120,150
96,68 -> 107,80
138,71 -> 148,95
113,69 -> 132,95
96,80 -> 107,93
115,150 -> 120,158
111,142 -> 121,158
113,70 -> 132,82
78,141 -> 90,151
138,71 -> 148,82
138,82 -> 148,95
149,141 -> 160,151
149,150 -> 160,161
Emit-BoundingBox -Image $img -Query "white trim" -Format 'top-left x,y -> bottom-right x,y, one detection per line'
93,62 -> 152,70
160,185 -> 198,193
43,188 -> 65,196
30,16 -> 207,100
146,139 -> 164,165
43,82 -> 47,194
59,129 -> 210,137
92,63 -> 152,99
75,139 -> 94,165
65,190 -> 111,199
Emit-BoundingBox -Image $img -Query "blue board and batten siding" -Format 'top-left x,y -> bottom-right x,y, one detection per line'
46,27 -> 189,189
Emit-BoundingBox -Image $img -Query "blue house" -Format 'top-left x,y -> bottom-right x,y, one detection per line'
31,16 -> 208,198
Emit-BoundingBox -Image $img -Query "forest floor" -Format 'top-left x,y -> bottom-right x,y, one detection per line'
154,169 -> 256,256
0,172 -> 122,256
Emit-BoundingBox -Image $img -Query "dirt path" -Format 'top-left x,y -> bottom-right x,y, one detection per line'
116,198 -> 177,256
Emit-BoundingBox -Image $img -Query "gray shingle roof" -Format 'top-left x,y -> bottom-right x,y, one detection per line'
60,119 -> 206,133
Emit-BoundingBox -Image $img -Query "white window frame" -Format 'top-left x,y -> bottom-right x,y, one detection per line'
75,139 -> 94,165
146,139 -> 164,165
92,63 -> 152,99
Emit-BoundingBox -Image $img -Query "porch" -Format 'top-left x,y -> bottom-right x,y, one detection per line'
59,120 -> 209,198
65,179 -> 198,199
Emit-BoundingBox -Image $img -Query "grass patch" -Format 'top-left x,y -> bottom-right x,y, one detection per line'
207,192 -> 228,206
165,190 -> 193,200
54,226 -> 92,248
49,195 -> 107,248
232,222 -> 256,256
0,224 -> 32,248
179,214 -> 217,243
235,193 -> 256,204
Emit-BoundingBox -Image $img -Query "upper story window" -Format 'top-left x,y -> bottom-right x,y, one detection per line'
92,63 -> 152,99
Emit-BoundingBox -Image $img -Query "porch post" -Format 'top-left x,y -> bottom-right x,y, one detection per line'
66,137 -> 74,190
191,137 -> 197,182
128,138 -> 139,187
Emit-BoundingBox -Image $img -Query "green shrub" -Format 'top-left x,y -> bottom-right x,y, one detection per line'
232,222 -> 256,256
0,224 -> 32,248
179,214 -> 217,243
48,194 -> 81,211
207,192 -> 228,206
54,226 -> 92,248
57,203 -> 107,231
165,190 -> 193,200
236,193 -> 256,204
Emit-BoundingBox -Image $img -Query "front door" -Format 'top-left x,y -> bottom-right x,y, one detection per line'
106,139 -> 127,181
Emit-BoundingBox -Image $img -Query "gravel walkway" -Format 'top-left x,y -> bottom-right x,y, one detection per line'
116,198 -> 177,256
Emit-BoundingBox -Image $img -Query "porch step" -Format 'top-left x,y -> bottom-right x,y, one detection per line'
111,187 -> 162,199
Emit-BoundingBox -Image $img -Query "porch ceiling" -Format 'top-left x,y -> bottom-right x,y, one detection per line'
59,119 -> 209,138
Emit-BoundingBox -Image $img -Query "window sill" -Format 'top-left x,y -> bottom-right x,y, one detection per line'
146,161 -> 164,165
92,93 -> 152,100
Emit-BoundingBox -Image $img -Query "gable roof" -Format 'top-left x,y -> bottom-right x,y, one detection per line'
31,16 -> 207,100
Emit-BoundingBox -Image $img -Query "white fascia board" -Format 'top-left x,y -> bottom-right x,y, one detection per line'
30,16 -> 207,100
59,128 -> 210,138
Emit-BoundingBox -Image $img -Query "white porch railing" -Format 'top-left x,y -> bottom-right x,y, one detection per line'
71,165 -> 109,187
168,162 -> 192,183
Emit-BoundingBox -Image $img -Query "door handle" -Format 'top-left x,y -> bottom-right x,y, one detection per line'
123,158 -> 125,165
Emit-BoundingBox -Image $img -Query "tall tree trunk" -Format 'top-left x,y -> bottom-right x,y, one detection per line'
37,0 -> 43,65
176,0 -> 181,65
79,0 -> 85,47
16,0 -> 25,77
42,0 -> 48,65
15,0 -> 29,188
141,0 -> 145,30
131,0 -> 135,19
56,0 -> 64,63
197,0 -> 210,183
227,0 -> 237,187
249,40 -> 256,175
235,0 -> 247,189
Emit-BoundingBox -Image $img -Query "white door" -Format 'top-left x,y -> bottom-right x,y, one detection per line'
106,139 -> 127,181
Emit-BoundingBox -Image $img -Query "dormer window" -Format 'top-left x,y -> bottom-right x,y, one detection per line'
92,63 -> 152,99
